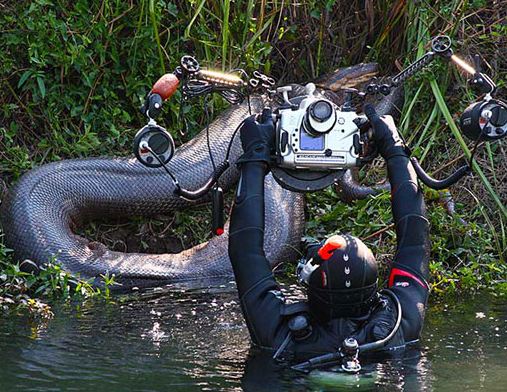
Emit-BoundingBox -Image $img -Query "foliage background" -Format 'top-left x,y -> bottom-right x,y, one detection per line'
0,0 -> 506,306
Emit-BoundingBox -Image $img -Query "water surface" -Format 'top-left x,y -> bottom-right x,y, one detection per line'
0,283 -> 506,391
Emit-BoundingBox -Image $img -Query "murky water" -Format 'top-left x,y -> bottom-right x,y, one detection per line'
0,282 -> 506,391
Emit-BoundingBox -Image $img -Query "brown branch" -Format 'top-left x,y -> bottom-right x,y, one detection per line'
363,224 -> 395,241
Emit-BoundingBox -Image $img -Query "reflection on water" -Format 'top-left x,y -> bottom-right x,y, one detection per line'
0,282 -> 506,391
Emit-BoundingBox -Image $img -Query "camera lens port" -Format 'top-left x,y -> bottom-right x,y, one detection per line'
304,100 -> 336,136
310,101 -> 333,122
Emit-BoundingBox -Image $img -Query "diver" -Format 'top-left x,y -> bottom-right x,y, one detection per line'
227,104 -> 430,369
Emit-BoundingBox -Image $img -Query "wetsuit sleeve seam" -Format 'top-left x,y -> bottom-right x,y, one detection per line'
239,274 -> 276,301
235,193 -> 263,207
394,213 -> 429,227
391,179 -> 418,195
229,226 -> 264,237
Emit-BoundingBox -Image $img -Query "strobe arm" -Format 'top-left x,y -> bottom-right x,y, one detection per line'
174,161 -> 230,200
410,157 -> 471,190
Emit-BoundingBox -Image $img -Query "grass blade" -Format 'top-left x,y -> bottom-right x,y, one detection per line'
221,0 -> 230,69
184,0 -> 206,39
149,0 -> 165,73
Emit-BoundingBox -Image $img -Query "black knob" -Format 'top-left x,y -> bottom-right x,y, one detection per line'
280,131 -> 289,151
353,117 -> 369,132
353,134 -> 362,155
431,35 -> 452,55
490,105 -> 507,127
379,84 -> 391,96
180,55 -> 200,74
365,84 -> 378,95
473,54 -> 482,73
324,148 -> 332,157
309,100 -> 333,122
288,315 -> 312,341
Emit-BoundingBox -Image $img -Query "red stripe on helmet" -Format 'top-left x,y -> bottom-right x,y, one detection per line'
318,235 -> 345,260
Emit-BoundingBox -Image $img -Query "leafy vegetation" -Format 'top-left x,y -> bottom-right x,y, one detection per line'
0,0 -> 506,313
306,187 -> 507,295
0,257 -> 118,317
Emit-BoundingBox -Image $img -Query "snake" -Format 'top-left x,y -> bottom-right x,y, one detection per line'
0,63 -> 402,290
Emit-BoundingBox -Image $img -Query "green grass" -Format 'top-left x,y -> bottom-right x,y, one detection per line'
1,0 -> 506,313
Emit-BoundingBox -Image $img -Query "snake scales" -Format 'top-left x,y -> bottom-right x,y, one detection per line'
0,64 -> 401,289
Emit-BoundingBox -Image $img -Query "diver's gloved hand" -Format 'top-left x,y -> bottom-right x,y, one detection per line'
236,107 -> 275,166
363,104 -> 408,160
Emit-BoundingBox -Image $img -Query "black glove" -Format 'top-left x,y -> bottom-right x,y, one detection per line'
363,104 -> 408,160
236,107 -> 275,166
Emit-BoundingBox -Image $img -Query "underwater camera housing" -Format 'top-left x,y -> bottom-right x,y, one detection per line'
275,84 -> 365,171
271,83 -> 372,192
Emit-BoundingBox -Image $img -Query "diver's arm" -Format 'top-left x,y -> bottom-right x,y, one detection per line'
228,162 -> 286,347
229,161 -> 276,295
364,104 -> 430,341
228,114 -> 287,348
386,155 -> 430,340
387,155 -> 430,283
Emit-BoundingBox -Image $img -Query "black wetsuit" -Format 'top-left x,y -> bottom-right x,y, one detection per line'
228,156 -> 430,359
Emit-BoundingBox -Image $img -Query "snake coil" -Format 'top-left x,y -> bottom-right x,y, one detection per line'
1,64 -> 401,289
